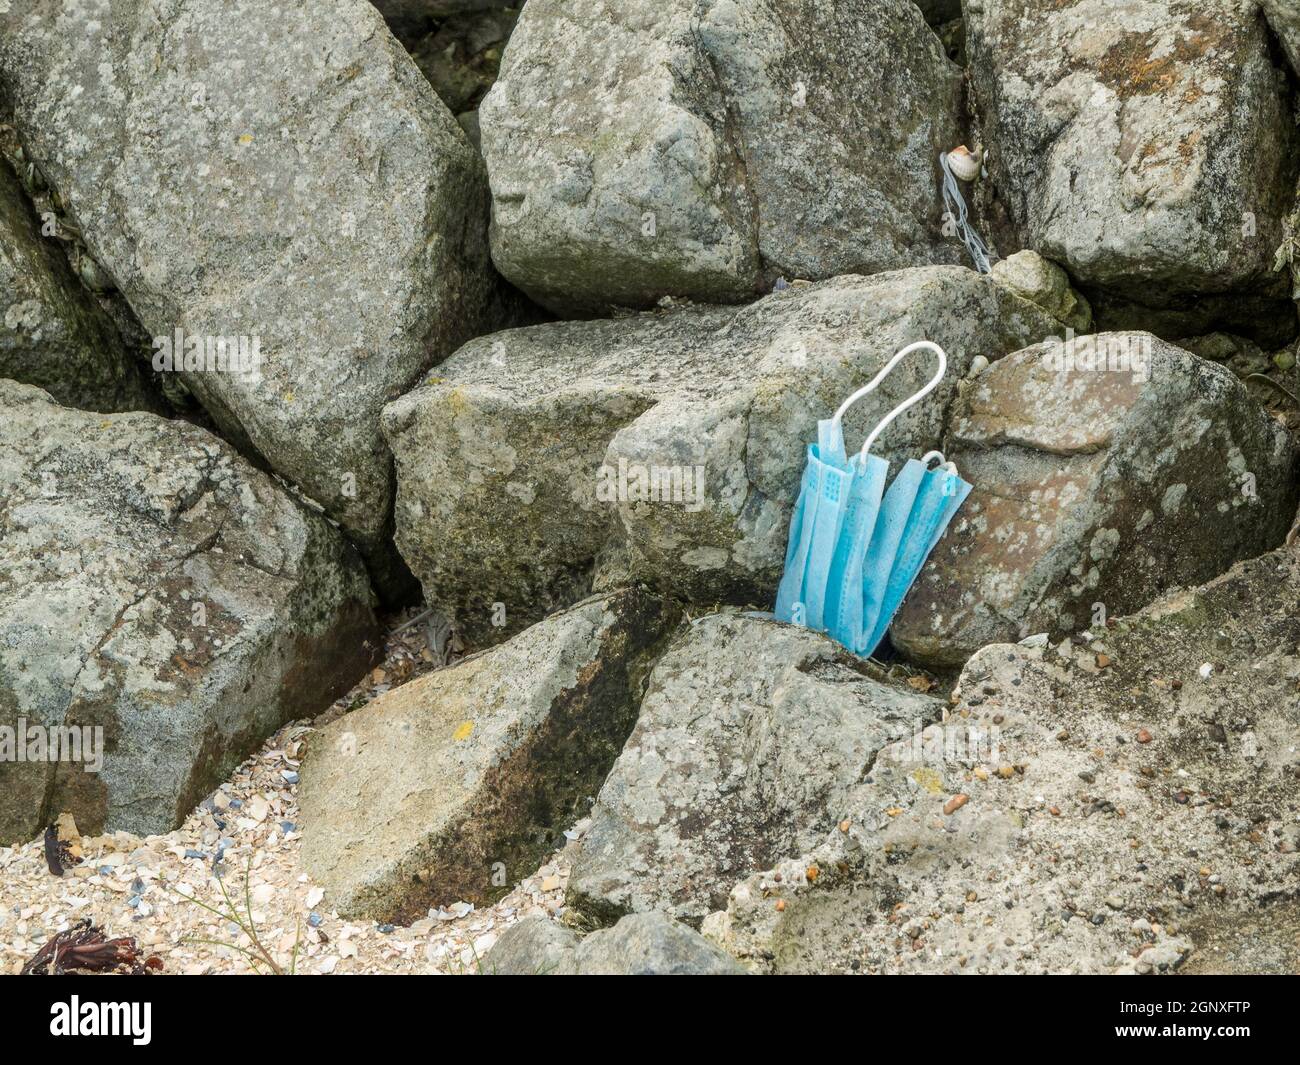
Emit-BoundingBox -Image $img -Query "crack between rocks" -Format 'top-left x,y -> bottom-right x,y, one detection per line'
689,8 -> 763,289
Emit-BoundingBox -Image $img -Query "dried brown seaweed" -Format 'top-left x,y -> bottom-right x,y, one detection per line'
20,919 -> 162,975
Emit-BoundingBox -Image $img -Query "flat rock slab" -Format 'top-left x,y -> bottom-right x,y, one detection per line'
298,588 -> 680,923
967,0 -> 1298,340
892,332 -> 1297,666
0,381 -> 378,844
0,0 -> 502,594
485,911 -> 745,975
0,157 -> 159,414
708,541 -> 1300,973
382,266 -> 1063,643
479,0 -> 962,313
567,614 -> 940,928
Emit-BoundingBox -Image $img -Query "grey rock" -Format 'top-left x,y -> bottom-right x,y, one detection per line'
298,588 -> 680,923
707,540 -> 1300,973
484,910 -> 745,974
1176,332 -> 1259,364
966,0 -> 1298,340
568,614 -> 940,928
481,914 -> 581,975
990,251 -> 1091,334
0,381 -> 379,844
576,911 -> 746,974
0,0 -> 502,597
382,266 -> 1063,643
479,0 -> 962,314
0,158 -> 159,414
892,333 -> 1297,666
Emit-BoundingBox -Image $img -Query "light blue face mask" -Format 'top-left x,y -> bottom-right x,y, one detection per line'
775,341 -> 972,657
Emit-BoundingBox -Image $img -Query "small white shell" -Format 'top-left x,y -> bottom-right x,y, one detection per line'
947,144 -> 982,182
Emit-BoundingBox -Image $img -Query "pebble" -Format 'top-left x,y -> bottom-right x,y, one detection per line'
943,794 -> 969,815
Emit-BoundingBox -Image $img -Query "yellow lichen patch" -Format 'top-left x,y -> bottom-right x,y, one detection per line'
445,388 -> 470,416
452,720 -> 474,742
911,766 -> 945,795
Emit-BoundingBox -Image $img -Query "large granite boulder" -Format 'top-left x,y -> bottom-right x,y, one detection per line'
0,159 -> 159,414
299,588 -> 680,923
382,266 -> 1063,643
892,332 -> 1297,666
706,540 -> 1300,973
567,614 -> 940,928
0,381 -> 378,844
485,911 -> 746,975
0,0 -> 503,596
966,0 -> 1299,343
479,0 -> 963,314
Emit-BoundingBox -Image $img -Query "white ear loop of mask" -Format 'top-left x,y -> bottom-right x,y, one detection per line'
922,449 -> 959,478
940,151 -> 993,275
830,341 -> 948,464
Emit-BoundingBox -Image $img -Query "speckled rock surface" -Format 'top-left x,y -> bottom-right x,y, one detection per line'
705,541 -> 1300,973
382,266 -> 1062,643
567,614 -> 940,928
485,910 -> 745,974
0,160 -> 159,414
966,0 -> 1298,341
298,588 -> 680,923
478,0 -> 963,314
0,0 -> 502,596
892,332 -> 1297,667
0,381 -> 379,845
